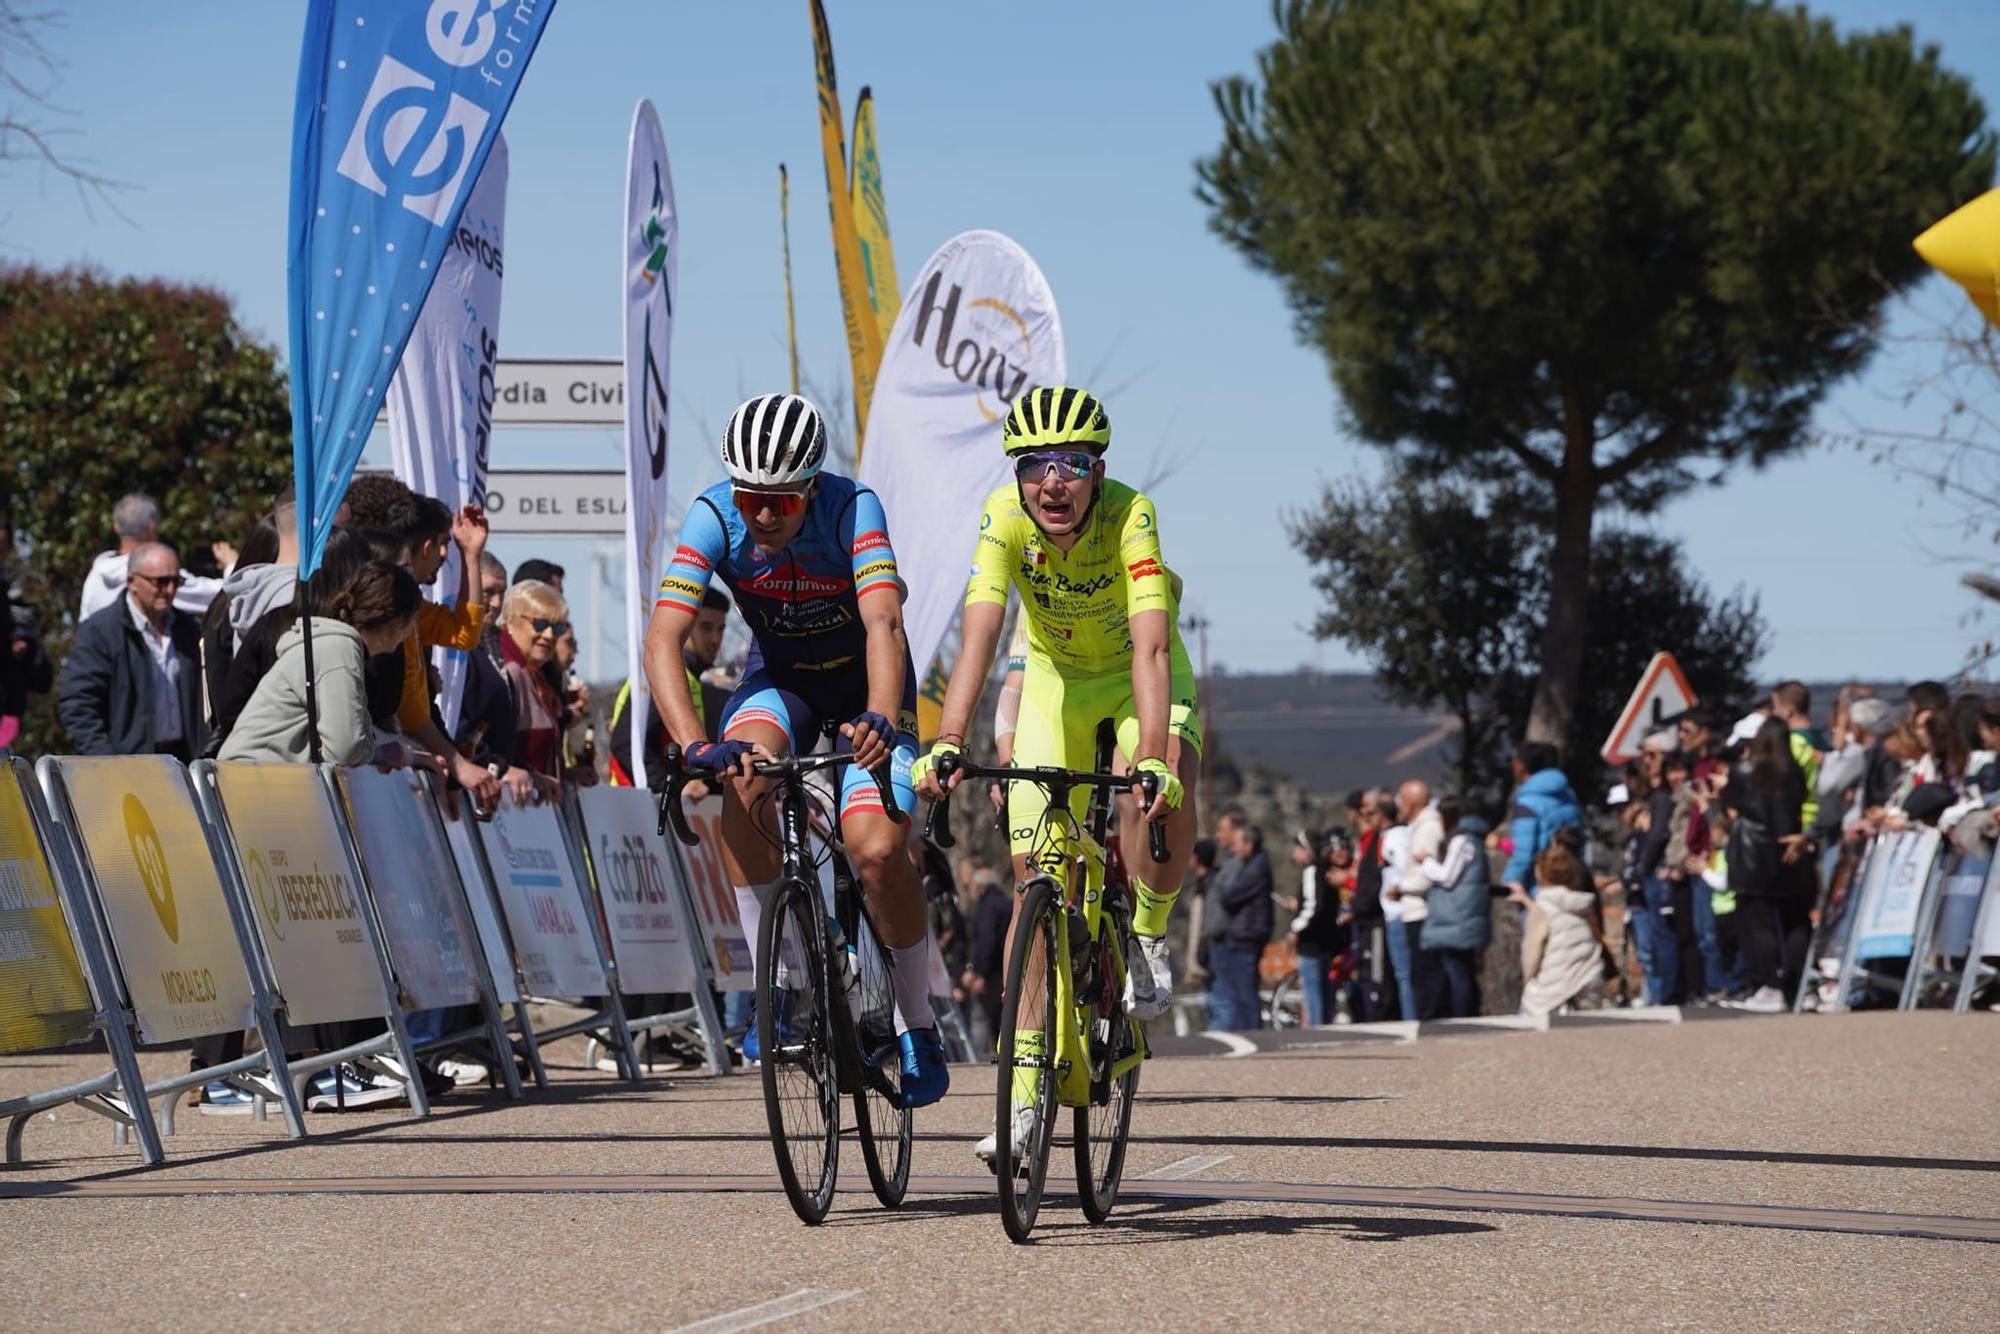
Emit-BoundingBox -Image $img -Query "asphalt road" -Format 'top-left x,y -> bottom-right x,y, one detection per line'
3,1010 -> 1995,1329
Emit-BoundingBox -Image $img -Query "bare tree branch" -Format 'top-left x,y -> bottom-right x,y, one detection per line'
0,2 -> 135,226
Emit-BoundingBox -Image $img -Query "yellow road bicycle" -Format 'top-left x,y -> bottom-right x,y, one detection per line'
927,724 -> 1167,1243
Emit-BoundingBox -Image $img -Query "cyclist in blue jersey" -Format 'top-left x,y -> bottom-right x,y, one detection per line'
643,393 -> 946,1105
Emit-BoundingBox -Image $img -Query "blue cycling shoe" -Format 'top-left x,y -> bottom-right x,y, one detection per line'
897,1027 -> 950,1108
742,993 -> 799,1065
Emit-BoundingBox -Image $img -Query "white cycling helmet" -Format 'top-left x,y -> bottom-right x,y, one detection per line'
720,393 -> 828,487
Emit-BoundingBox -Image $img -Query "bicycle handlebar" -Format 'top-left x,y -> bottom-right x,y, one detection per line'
653,742 -> 903,845
923,753 -> 1170,864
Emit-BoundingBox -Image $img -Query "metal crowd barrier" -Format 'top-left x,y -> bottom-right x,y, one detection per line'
0,754 -> 740,1168
1804,824 -> 2000,1013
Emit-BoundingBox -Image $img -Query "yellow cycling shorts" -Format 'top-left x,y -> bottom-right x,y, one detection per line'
1004,636 -> 1202,861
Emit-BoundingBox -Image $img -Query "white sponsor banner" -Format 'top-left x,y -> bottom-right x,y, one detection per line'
54,757 -> 255,1043
623,100 -> 678,789
440,804 -> 521,1004
339,768 -> 481,1011
1852,828 -> 1942,960
479,792 -> 607,996
858,230 -> 1065,678
575,787 -> 696,994
387,134 -> 508,737
213,763 -> 386,1027
671,795 -> 753,990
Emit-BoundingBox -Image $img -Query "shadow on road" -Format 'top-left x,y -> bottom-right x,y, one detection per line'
822,1192 -> 1499,1245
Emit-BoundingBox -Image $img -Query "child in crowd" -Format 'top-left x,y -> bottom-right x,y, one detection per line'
1519,827 -> 1609,1017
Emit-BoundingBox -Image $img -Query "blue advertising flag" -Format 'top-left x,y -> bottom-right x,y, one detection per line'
286,0 -> 557,575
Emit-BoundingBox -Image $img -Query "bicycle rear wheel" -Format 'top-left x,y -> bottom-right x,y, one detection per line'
850,906 -> 912,1208
759,876 -> 840,1225
996,876 -> 1061,1243
1075,901 -> 1141,1223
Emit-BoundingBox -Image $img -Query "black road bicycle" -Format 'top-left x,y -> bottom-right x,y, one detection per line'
657,733 -> 911,1224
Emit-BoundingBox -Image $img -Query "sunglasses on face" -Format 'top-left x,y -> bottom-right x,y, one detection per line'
732,486 -> 810,520
132,572 -> 184,589
1013,449 -> 1098,483
528,617 -> 570,636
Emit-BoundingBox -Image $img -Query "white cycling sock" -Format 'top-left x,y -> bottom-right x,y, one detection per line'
733,883 -> 773,981
889,934 -> 935,1036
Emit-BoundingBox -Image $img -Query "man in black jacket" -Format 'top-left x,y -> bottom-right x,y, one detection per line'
1207,807 -> 1274,1030
57,543 -> 206,760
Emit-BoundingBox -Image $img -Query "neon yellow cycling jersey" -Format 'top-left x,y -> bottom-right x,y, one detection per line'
965,479 -> 1178,676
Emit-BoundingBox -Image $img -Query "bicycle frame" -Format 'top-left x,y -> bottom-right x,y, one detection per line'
1014,784 -> 1148,1110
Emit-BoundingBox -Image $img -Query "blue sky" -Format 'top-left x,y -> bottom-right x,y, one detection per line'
6,1 -> 1999,686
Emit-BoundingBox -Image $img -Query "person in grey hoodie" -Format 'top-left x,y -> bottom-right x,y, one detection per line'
220,561 -> 420,767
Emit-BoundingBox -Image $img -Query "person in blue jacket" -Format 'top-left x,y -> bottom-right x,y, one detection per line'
1501,741 -> 1582,898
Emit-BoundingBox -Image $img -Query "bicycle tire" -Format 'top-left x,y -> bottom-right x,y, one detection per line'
996,876 -> 1061,1243
1268,969 -> 1304,1030
759,876 -> 840,1225
850,904 -> 912,1208
1075,899 -> 1140,1223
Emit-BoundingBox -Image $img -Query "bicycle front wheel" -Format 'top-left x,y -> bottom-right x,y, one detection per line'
759,876 -> 840,1225
996,876 -> 1061,1243
850,910 -> 912,1208
1075,901 -> 1140,1223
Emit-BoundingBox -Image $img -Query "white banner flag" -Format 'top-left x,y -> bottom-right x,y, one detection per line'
387,132 -> 508,737
858,230 -> 1065,678
623,100 -> 677,788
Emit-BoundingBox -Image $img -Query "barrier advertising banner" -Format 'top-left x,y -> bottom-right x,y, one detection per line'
387,134 -> 508,736
622,98 -> 677,790
857,231 -> 1065,680
0,765 -> 94,1052
440,805 -> 521,1004
479,792 -> 607,996
1853,828 -> 1942,960
54,757 -> 254,1043
286,0 -> 556,575
339,768 -> 480,1010
211,763 -> 386,1027
1934,854 -> 1992,959
575,788 -> 695,993
670,795 -> 753,989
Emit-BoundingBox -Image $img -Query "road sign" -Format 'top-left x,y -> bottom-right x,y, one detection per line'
1601,652 -> 1697,763
376,358 -> 623,429
355,467 -> 626,535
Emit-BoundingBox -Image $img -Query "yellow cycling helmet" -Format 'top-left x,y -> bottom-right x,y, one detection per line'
1002,385 -> 1111,456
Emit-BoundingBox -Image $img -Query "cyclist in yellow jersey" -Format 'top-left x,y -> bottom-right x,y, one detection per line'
913,385 -> 1201,1161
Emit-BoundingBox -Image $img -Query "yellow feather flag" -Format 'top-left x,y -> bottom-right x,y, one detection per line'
1914,188 -> 2000,329
780,164 -> 800,396
808,0 -> 884,442
849,86 -> 901,347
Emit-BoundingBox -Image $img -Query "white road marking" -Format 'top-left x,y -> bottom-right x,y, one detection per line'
1202,1031 -> 1258,1056
669,1288 -> 861,1332
1142,1153 -> 1233,1180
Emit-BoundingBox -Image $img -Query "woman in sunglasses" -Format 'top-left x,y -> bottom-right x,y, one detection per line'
643,392 -> 947,1107
499,579 -> 589,783
911,384 -> 1202,1165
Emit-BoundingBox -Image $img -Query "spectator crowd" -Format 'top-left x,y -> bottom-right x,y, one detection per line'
6,488 -> 1996,1089
1089,681 -> 2000,1032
